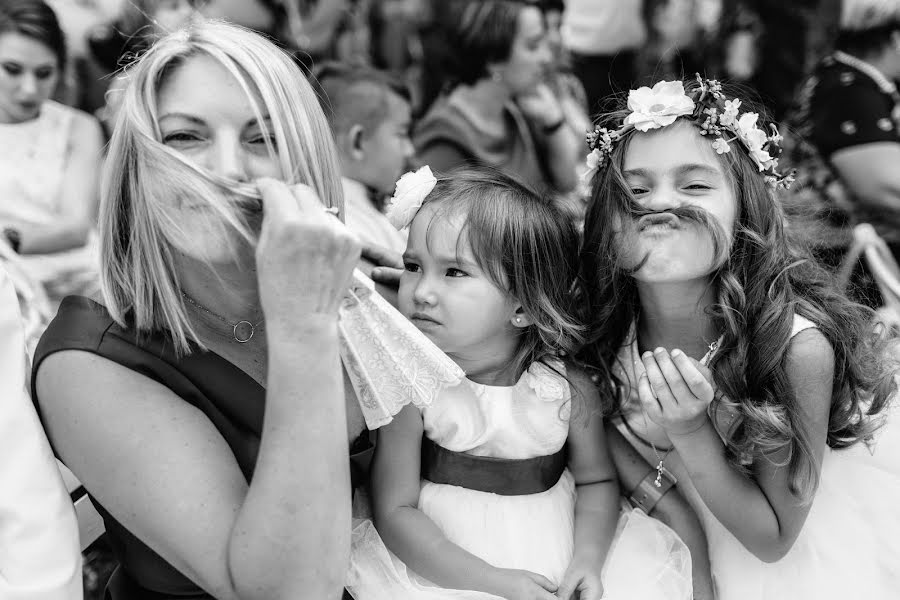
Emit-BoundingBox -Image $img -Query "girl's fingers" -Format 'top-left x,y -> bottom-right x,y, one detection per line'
653,348 -> 692,401
555,571 -> 578,599
526,571 -> 558,592
641,352 -> 676,407
672,350 -> 715,401
637,371 -> 664,419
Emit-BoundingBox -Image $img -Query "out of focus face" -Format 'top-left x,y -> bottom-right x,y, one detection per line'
620,121 -> 738,284
156,53 -> 281,261
197,0 -> 275,32
495,6 -> 551,96
0,32 -> 59,124
357,90 -> 415,196
152,0 -> 197,34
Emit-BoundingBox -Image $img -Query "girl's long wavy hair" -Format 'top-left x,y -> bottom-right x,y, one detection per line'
578,80 -> 897,499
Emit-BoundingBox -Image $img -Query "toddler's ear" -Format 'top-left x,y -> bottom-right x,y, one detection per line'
347,124 -> 366,160
511,307 -> 532,328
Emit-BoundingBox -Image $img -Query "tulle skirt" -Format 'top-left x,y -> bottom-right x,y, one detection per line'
347,470 -> 692,599
707,406 -> 900,600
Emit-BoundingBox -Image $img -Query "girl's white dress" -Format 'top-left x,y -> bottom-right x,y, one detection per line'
348,361 -> 692,600
615,315 -> 900,600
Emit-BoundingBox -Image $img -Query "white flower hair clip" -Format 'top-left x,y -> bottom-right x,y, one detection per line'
386,165 -> 438,230
582,75 -> 796,190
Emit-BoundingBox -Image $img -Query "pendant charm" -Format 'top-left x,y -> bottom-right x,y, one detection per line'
655,460 -> 665,487
233,320 -> 255,343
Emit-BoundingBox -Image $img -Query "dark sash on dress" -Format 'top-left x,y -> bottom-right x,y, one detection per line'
420,437 -> 566,496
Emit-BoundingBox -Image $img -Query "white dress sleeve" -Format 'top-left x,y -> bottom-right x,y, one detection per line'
0,264 -> 82,600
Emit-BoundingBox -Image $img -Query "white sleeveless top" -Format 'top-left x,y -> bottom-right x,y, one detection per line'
0,100 -> 76,229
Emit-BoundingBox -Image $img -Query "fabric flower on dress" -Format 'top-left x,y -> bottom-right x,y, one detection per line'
623,81 -> 696,132
386,166 -> 437,230
523,361 -> 570,403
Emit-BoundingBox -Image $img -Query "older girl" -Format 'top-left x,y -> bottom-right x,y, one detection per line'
579,77 -> 900,599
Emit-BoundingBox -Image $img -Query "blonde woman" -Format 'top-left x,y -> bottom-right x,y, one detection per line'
31,21 -> 363,600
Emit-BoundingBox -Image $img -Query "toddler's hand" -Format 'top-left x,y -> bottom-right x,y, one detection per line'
494,568 -> 558,600
638,348 -> 716,438
556,558 -> 603,600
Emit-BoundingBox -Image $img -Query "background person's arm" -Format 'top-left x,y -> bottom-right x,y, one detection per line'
830,142 -> 900,231
0,266 -> 81,600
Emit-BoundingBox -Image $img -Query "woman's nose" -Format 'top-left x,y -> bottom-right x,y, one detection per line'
209,135 -> 248,181
19,72 -> 38,97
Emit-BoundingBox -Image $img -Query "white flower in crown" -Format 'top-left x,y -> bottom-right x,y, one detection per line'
624,80 -> 696,132
720,99 -> 742,127
386,165 -> 437,230
734,112 -> 772,169
580,148 -> 604,184
712,138 -> 731,154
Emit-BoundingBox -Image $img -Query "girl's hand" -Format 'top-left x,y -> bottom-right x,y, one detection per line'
493,568 -> 558,600
556,558 -> 603,600
255,178 -> 361,331
638,348 -> 716,438
515,83 -> 565,130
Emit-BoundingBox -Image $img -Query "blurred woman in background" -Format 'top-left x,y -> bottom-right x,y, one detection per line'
414,0 -> 581,195
0,0 -> 104,309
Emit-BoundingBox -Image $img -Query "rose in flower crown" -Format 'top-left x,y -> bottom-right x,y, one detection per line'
385,165 -> 438,230
581,75 -> 795,190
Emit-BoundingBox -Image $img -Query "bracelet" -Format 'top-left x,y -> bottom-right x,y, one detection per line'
628,467 -> 676,515
542,118 -> 565,135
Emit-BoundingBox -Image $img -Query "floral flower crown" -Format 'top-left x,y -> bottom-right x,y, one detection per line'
583,75 -> 795,190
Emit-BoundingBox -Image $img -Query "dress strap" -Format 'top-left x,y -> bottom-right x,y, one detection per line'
420,437 -> 567,495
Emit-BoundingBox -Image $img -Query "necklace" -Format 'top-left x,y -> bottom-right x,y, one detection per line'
181,293 -> 264,343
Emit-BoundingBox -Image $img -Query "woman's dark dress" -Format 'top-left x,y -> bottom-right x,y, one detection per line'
31,296 -> 372,600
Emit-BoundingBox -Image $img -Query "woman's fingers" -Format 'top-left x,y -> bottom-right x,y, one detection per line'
361,243 -> 403,270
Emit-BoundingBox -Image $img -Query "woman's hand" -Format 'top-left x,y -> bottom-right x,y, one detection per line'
638,348 -> 716,438
556,557 -> 603,600
490,568 -> 558,600
255,179 -> 361,331
515,83 -> 565,129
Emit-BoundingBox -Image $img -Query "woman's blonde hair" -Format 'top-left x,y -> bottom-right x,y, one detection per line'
100,19 -> 343,353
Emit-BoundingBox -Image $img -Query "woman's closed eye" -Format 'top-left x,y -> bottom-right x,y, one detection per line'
162,131 -> 203,145
1,63 -> 22,76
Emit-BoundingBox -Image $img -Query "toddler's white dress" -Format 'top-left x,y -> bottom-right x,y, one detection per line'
348,361 -> 692,599
615,315 -> 900,600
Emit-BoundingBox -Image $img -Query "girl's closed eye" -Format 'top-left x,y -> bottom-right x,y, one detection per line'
683,182 -> 713,191
2,63 -> 22,76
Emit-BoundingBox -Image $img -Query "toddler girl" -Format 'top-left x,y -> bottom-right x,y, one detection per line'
347,167 -> 692,600
579,77 -> 900,599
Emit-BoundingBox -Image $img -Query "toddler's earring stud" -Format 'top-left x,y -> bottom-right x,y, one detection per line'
514,316 -> 522,324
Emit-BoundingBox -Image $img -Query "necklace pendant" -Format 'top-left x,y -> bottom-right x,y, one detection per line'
655,461 -> 665,487
233,320 -> 255,343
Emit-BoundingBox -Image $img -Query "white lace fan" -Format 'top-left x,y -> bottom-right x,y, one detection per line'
338,269 -> 465,429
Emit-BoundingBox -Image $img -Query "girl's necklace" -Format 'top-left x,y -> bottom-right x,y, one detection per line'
182,293 -> 265,343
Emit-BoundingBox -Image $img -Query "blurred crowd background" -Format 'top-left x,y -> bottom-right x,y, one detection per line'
2,0 -> 899,594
